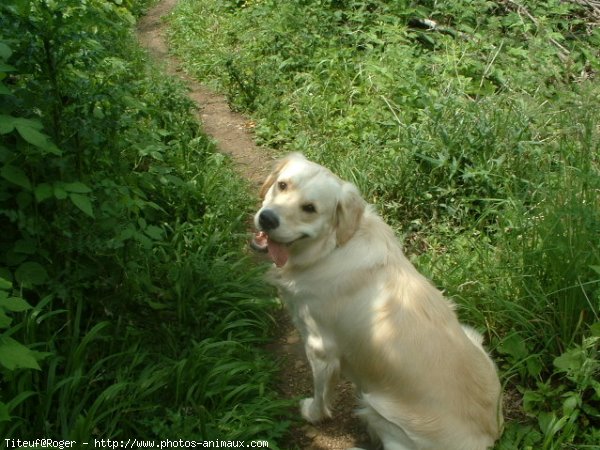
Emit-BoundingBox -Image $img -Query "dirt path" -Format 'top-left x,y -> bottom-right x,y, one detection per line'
137,2 -> 370,449
136,0 -> 270,186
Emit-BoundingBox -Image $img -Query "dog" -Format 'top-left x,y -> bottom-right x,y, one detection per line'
252,153 -> 503,450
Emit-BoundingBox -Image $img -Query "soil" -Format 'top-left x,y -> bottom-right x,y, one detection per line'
137,2 -> 372,449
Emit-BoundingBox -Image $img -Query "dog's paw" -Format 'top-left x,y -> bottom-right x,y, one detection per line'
300,397 -> 330,423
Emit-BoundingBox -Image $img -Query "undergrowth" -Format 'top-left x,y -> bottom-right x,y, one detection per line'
169,0 -> 600,447
1,0 -> 288,445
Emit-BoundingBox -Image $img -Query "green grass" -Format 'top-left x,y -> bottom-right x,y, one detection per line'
168,0 -> 600,447
0,0 -> 290,446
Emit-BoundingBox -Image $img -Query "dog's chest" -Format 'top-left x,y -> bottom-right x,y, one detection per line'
279,285 -> 337,335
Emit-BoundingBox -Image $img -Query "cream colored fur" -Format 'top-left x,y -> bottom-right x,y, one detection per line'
255,154 -> 503,450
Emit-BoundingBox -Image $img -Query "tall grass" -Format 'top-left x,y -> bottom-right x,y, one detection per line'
169,0 -> 600,446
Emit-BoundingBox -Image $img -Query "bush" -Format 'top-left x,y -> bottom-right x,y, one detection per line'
0,0 -> 288,443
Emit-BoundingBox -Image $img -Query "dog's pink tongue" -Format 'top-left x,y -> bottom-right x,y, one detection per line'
268,240 -> 289,267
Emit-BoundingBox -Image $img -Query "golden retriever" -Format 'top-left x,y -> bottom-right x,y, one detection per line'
252,153 -> 503,450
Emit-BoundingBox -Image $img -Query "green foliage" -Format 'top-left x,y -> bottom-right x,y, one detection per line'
0,0 -> 289,443
169,0 -> 600,446
0,278 -> 45,383
517,328 -> 600,449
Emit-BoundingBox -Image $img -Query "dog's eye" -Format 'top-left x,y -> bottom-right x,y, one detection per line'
302,203 -> 317,213
278,181 -> 288,191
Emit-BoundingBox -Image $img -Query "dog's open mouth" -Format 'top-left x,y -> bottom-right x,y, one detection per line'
251,232 -> 309,267
251,231 -> 289,267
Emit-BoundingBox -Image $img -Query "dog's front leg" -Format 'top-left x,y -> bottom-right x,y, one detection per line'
300,333 -> 340,423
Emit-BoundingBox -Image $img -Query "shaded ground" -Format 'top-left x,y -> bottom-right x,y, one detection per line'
137,2 -> 371,448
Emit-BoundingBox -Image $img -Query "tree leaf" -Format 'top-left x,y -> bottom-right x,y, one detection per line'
64,182 -> 92,194
0,42 -> 12,60
1,164 -> 31,190
0,114 -> 16,134
69,193 -> 95,218
34,183 -> 54,202
13,239 -> 36,255
15,123 -> 61,155
144,225 -> 164,241
0,311 -> 12,328
0,296 -> 32,312
0,278 -> 12,290
15,261 -> 48,286
0,63 -> 15,73
53,184 -> 68,200
0,336 -> 41,370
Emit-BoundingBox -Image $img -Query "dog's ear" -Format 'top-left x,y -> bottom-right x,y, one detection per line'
259,166 -> 281,199
258,153 -> 307,198
336,182 -> 365,246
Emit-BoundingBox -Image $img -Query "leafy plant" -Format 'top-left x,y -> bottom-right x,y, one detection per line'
0,277 -> 48,427
520,324 -> 600,448
1,0 -> 291,443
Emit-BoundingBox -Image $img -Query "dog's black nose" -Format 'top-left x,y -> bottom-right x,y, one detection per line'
259,209 -> 280,231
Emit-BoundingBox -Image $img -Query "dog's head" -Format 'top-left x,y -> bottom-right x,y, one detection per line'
252,153 -> 365,268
